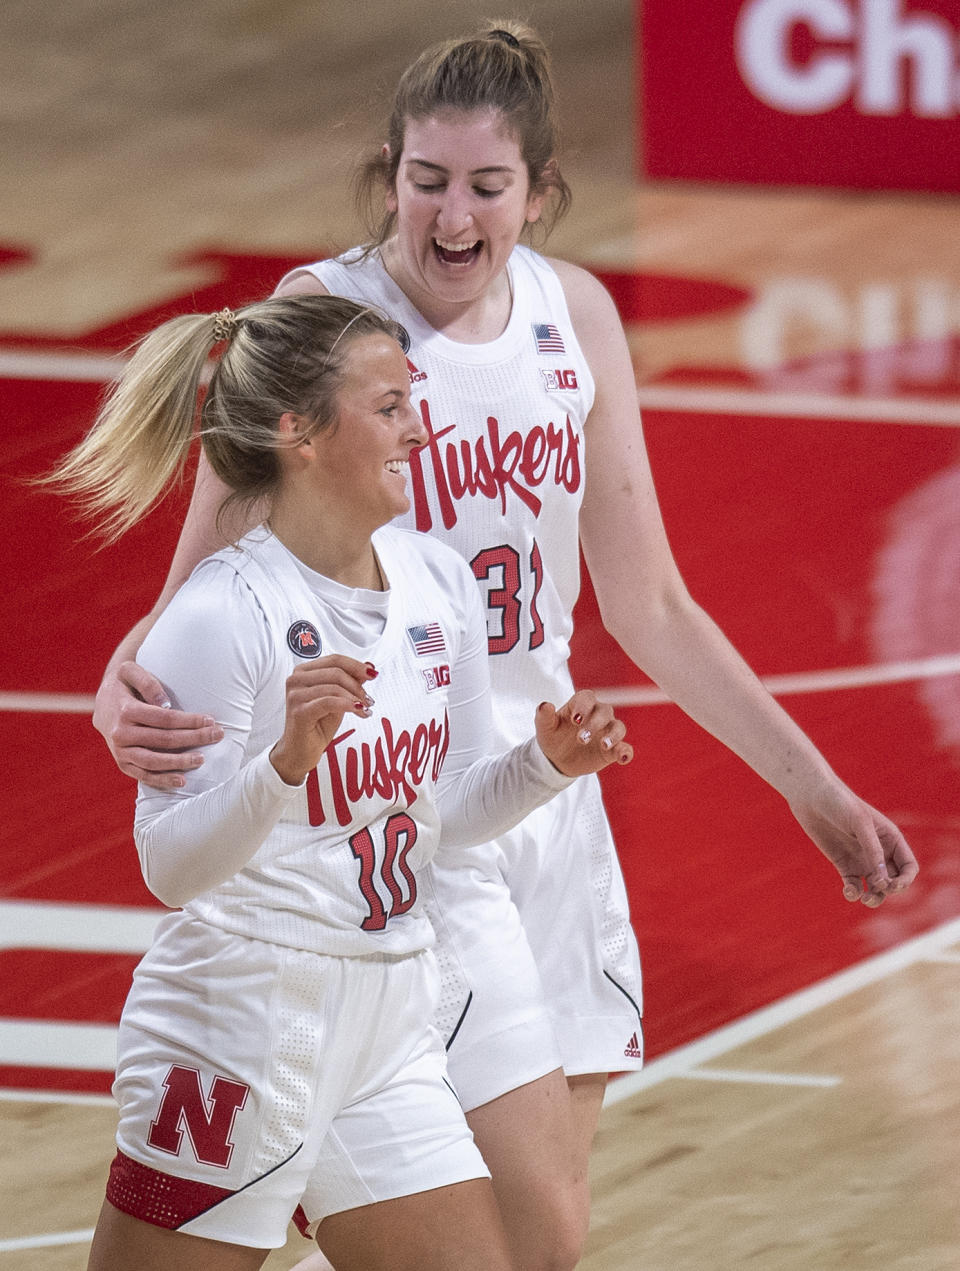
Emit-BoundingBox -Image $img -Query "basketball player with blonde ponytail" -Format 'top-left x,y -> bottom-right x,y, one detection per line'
50,291 -> 635,1270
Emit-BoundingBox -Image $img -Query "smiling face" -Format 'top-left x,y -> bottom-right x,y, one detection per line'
385,109 -> 547,323
305,333 -> 427,533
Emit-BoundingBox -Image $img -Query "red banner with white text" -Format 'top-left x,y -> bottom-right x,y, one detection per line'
638,0 -> 960,192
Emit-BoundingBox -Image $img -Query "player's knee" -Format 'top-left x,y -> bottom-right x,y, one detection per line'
511,1186 -> 589,1271
525,1224 -> 587,1271
548,1221 -> 588,1271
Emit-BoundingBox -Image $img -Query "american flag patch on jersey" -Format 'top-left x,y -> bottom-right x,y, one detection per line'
532,322 -> 565,354
406,622 -> 446,656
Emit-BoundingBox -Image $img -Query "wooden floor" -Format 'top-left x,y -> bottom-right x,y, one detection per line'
2,0 -> 959,1267
6,938 -> 960,1270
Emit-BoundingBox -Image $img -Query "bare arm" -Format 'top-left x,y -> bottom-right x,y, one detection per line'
555,258 -> 917,905
273,271 -> 332,298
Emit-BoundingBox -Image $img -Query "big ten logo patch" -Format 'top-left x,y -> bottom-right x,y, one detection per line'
639,0 -> 960,192
422,664 -> 451,693
540,368 -> 579,392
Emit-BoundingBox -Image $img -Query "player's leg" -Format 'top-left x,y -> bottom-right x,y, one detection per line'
413,823 -> 617,1270
314,1179 -> 513,1271
475,786 -> 637,1270
567,1070 -> 608,1165
286,1073 -> 608,1271
464,1067 -> 591,1271
86,1199 -> 270,1271
293,950 -> 504,1270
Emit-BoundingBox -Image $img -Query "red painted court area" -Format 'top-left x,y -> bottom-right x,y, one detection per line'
1,251 -> 957,1096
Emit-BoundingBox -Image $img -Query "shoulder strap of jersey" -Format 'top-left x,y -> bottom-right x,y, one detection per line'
210,533 -> 320,652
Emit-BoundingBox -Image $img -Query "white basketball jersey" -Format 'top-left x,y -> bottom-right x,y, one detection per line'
286,246 -> 596,749
136,527 -> 475,957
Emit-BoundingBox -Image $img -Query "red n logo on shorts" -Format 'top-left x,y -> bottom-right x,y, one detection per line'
147,1066 -> 249,1168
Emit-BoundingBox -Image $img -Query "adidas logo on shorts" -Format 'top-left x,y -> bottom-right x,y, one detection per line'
624,1031 -> 643,1060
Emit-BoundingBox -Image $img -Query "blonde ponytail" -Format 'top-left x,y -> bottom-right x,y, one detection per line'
47,313 -> 222,541
46,296 -> 408,542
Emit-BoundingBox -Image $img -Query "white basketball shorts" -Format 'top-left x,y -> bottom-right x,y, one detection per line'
425,776 -> 643,1113
107,913 -> 487,1249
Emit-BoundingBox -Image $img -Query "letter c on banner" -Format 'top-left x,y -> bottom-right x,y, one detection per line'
735,0 -> 856,113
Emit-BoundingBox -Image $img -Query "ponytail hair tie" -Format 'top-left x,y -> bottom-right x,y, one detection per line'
212,307 -> 237,343
489,28 -> 521,48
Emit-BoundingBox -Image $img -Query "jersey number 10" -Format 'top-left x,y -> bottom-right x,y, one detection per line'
349,811 -> 419,931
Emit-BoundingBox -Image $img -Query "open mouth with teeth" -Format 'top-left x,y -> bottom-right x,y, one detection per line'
434,238 -> 482,266
385,460 -> 408,475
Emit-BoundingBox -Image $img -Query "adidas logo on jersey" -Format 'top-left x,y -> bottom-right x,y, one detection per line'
407,357 -> 428,384
624,1031 -> 643,1060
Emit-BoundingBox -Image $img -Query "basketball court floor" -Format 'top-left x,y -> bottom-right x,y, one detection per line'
1,1 -> 958,1266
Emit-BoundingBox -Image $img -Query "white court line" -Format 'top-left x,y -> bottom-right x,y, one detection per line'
604,914 -> 960,1105
0,1087 -> 115,1107
679,1068 -> 841,1088
635,383 -> 960,426
0,1228 -> 96,1254
0,691 -> 96,713
595,652 -> 960,708
2,347 -> 959,424
0,1021 -> 119,1071
0,350 -> 123,382
4,653 -> 959,717
0,900 -> 161,952
3,918 -> 957,1253
1,919 -> 954,1102
0,902 -> 162,1071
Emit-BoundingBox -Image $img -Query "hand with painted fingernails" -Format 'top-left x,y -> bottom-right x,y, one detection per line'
269,656 -> 378,786
534,689 -> 633,778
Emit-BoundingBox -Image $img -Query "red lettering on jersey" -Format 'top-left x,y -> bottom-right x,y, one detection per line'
306,711 -> 451,828
408,398 -> 582,532
147,1066 -> 249,1168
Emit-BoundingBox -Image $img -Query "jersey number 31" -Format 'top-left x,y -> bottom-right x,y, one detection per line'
471,540 -> 545,654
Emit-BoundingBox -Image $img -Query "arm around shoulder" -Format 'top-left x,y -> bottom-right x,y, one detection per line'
132,564 -> 293,905
93,451 -> 257,786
